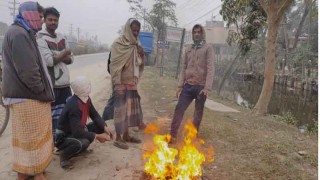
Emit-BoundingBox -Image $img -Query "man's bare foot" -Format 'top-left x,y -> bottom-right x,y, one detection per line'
34,173 -> 46,180
17,173 -> 30,180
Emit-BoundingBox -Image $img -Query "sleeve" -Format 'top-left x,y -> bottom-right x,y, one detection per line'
178,50 -> 187,88
89,99 -> 106,131
204,46 -> 214,91
65,37 -> 74,64
37,37 -> 55,67
12,33 -> 44,94
69,106 -> 96,142
139,53 -> 145,77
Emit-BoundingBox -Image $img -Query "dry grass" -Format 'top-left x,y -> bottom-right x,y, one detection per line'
139,67 -> 318,180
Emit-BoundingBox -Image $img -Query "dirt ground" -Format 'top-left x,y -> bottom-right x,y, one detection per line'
0,62 -> 317,180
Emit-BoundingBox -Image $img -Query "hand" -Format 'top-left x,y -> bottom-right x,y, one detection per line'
62,55 -> 72,64
64,49 -> 72,56
104,126 -> 113,140
199,89 -> 209,96
176,88 -> 182,98
95,134 -> 108,143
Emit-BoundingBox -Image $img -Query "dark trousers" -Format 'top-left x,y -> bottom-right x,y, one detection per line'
56,122 -> 104,162
170,83 -> 207,138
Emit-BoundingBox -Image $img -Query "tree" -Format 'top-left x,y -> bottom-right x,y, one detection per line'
218,0 -> 266,96
127,0 -> 178,33
127,0 -> 178,64
221,0 -> 294,115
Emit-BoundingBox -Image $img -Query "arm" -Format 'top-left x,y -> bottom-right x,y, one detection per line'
37,37 -> 71,65
204,46 -> 214,91
69,107 -> 96,142
89,99 -> 106,131
12,33 -> 44,94
138,45 -> 145,76
37,37 -> 55,67
178,50 -> 187,88
64,37 -> 74,65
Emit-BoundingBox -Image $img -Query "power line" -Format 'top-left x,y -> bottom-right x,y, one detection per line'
183,4 -> 222,27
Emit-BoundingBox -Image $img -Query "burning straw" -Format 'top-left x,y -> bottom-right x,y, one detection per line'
142,119 -> 214,180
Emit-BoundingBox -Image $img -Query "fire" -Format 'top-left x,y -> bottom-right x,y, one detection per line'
143,120 -> 214,180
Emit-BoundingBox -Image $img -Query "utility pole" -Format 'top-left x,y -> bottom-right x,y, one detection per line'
143,8 -> 146,31
8,0 -> 20,21
69,24 -> 73,37
77,27 -> 80,42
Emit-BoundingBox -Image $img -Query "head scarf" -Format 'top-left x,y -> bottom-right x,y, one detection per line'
192,24 -> 206,49
14,1 -> 42,33
110,18 -> 142,86
71,76 -> 91,103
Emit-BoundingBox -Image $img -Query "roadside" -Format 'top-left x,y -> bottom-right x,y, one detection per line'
139,66 -> 318,180
0,58 -> 317,180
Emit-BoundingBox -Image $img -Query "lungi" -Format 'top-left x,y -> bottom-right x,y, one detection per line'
11,100 -> 53,175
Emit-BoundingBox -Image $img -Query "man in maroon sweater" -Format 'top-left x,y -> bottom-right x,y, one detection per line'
56,76 -> 113,168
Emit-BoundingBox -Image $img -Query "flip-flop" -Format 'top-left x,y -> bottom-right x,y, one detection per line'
125,136 -> 142,144
113,140 -> 129,149
60,160 -> 74,170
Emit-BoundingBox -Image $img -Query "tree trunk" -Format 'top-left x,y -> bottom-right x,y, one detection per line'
253,13 -> 281,115
217,51 -> 241,96
292,1 -> 311,49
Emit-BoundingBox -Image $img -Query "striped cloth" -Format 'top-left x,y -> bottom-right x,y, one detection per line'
51,87 -> 72,142
113,89 -> 143,134
11,100 -> 53,175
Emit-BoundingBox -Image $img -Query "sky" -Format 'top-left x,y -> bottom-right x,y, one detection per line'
0,0 -> 222,44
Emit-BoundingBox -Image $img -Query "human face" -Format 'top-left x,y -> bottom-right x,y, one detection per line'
39,12 -> 44,24
130,24 -> 140,38
193,27 -> 202,41
45,14 -> 59,32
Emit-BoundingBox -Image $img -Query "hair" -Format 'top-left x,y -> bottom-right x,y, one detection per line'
44,7 -> 60,19
130,20 -> 141,28
192,24 -> 202,33
37,3 -> 44,13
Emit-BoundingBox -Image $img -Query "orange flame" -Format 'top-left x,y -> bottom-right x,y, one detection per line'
143,119 -> 214,179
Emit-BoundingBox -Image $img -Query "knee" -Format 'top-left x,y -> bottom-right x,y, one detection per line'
82,139 -> 91,150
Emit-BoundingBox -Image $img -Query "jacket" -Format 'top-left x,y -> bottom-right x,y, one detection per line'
1,23 -> 54,101
37,29 -> 73,88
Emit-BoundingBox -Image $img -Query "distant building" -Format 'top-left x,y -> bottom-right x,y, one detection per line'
204,21 -> 237,63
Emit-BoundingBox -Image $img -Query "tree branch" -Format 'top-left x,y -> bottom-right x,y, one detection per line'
277,0 -> 293,17
258,0 -> 268,14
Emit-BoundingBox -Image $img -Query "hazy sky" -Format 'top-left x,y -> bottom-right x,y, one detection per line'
0,0 -> 222,44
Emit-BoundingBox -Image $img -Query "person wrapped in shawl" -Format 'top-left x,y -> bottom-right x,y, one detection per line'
110,18 -> 144,149
2,1 -> 55,180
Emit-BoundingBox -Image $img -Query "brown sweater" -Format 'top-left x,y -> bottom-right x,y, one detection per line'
178,43 -> 215,91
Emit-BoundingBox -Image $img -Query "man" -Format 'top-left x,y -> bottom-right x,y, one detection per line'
169,24 -> 214,143
37,7 -> 73,142
56,76 -> 113,168
1,2 -> 54,179
110,18 -> 145,149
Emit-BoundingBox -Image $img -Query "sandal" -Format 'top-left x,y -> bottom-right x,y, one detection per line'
113,140 -> 129,149
125,136 -> 142,144
60,160 -> 74,170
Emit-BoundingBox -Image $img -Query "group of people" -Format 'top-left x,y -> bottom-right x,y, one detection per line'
1,1 -> 214,180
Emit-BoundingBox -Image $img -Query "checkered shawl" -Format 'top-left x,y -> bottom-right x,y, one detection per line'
14,1 -> 42,32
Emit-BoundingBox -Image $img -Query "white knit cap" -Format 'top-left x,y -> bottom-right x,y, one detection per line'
71,76 -> 91,102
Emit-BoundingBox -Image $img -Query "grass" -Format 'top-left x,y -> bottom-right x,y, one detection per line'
138,66 -> 318,180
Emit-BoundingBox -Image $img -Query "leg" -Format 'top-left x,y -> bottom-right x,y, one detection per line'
57,137 -> 90,168
170,85 -> 194,138
193,87 -> 207,132
102,92 -> 115,121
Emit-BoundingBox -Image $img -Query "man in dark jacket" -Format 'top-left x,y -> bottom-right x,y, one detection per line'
1,2 -> 54,179
56,76 -> 113,169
